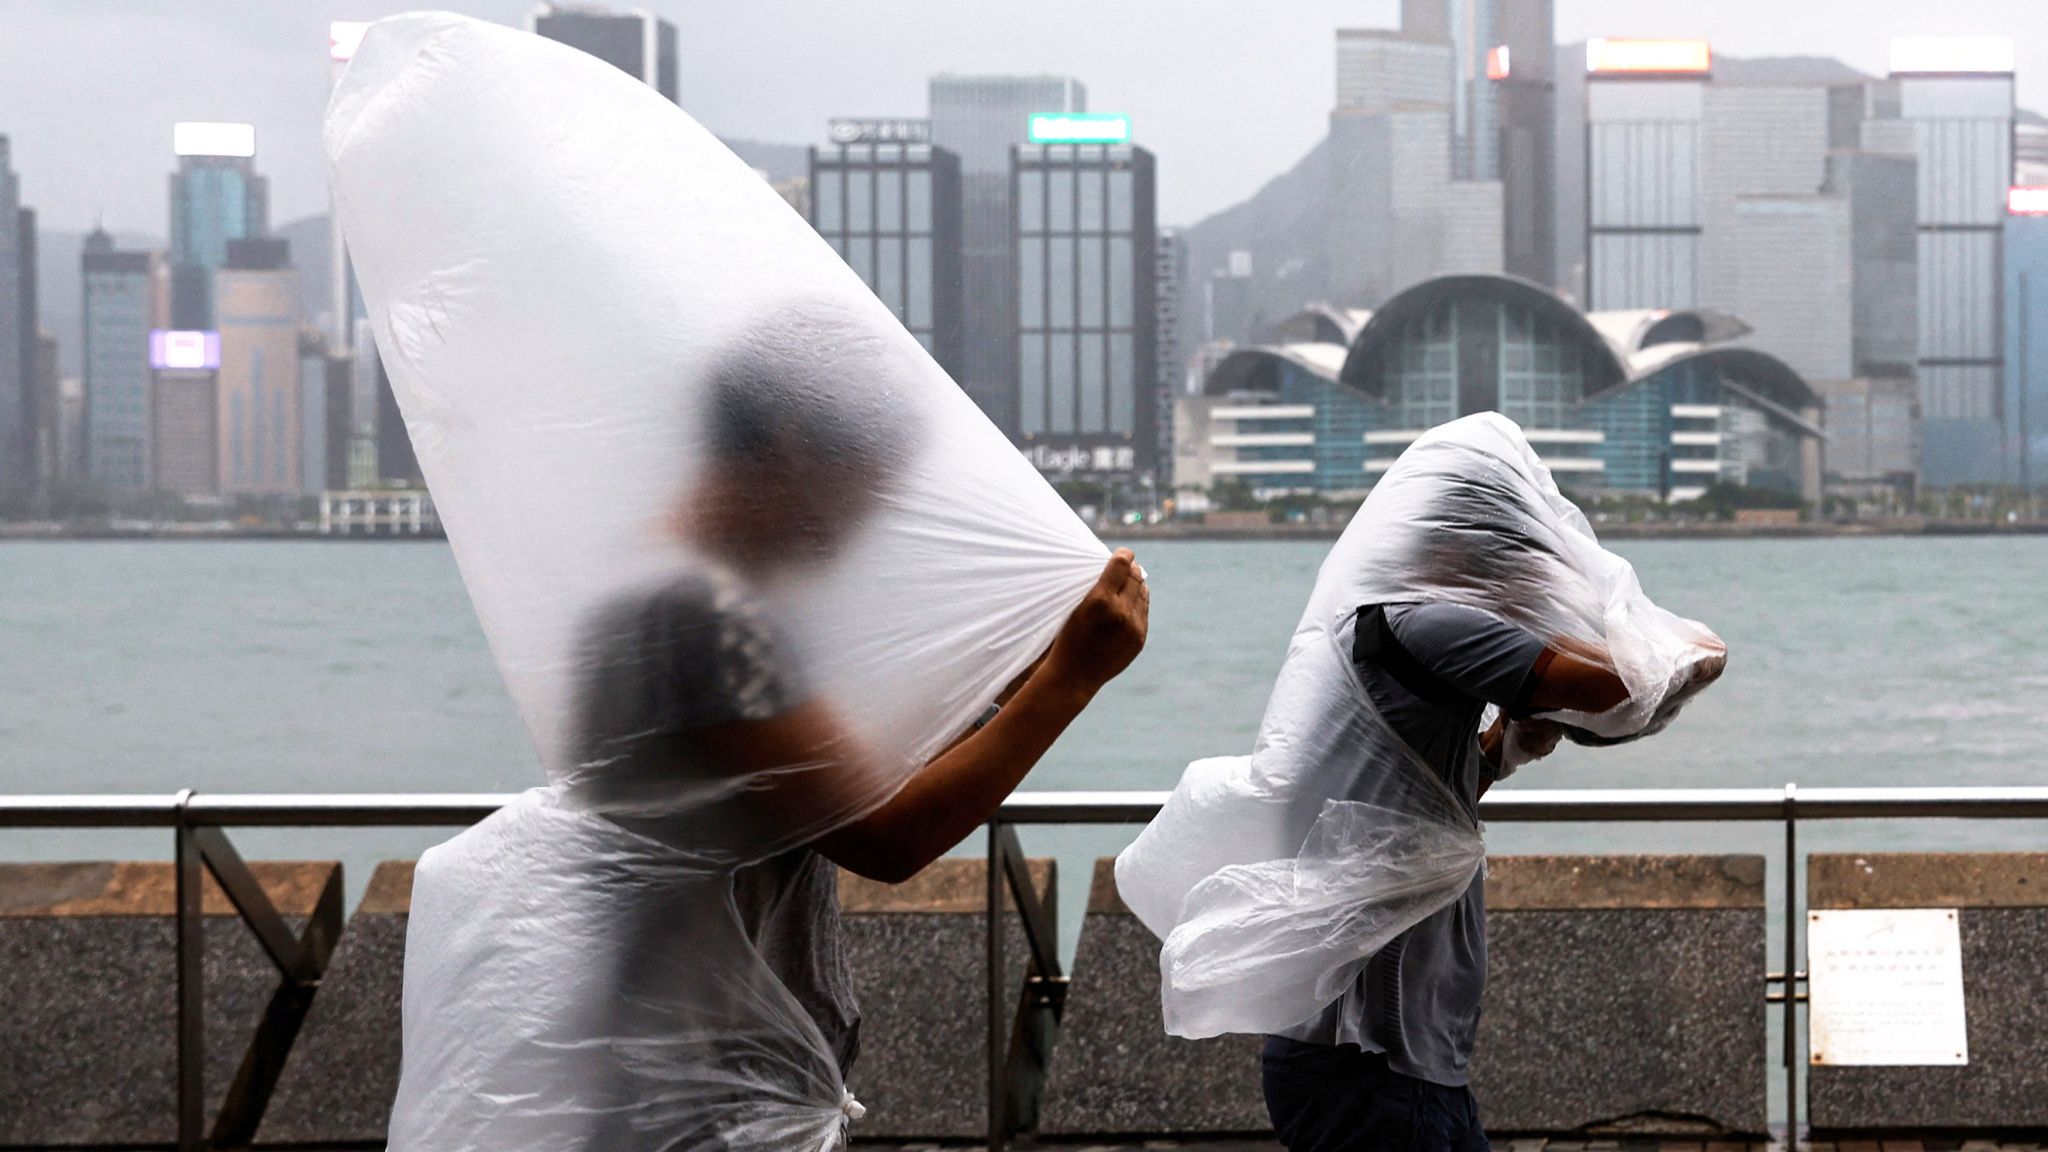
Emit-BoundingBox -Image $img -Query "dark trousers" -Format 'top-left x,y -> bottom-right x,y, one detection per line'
1261,1037 -> 1489,1152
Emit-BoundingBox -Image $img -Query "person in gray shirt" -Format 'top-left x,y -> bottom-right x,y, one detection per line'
1262,599 -> 1718,1152
561,331 -> 1152,1149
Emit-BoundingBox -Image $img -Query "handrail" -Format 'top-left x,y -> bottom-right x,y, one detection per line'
9,784 -> 2048,1152
13,786 -> 2048,827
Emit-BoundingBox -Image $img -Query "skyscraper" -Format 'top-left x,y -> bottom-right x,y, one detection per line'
150,330 -> 220,499
322,350 -> 353,491
532,5 -> 678,101
930,74 -> 1087,434
15,205 -> 42,506
1155,227 -> 1188,484
1329,24 -> 1504,308
1829,150 -> 1921,383
298,329 -> 329,495
1335,29 -> 1453,112
1394,0 -> 1556,283
1012,135 -> 1157,477
82,229 -> 158,490
1492,1 -> 1558,284
375,351 -> 421,486
1732,197 -> 1855,382
329,22 -> 370,346
0,137 -> 24,508
808,132 -> 966,380
2008,186 -> 2048,489
1583,38 -> 1713,310
168,122 -> 268,330
1400,0 -> 1500,180
1698,85 -> 1833,313
214,238 -> 299,495
1328,102 -> 1456,306
1881,38 -> 2016,486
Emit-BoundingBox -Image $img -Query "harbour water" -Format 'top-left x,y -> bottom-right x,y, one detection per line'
7,532 -> 2046,899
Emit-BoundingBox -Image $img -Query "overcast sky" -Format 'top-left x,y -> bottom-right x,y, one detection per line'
4,0 -> 2044,235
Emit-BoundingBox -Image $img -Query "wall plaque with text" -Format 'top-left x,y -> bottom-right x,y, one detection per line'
1808,907 -> 1968,1066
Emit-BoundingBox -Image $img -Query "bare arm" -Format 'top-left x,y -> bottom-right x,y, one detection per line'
693,550 -> 1150,883
1524,645 -> 1632,714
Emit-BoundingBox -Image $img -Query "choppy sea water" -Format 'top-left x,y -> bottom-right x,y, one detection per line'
6,534 -> 2047,874
4,537 -> 2045,1119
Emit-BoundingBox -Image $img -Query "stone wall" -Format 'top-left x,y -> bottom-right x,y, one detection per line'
1806,852 -> 2048,1134
1040,854 -> 1771,1140
0,860 -> 338,1147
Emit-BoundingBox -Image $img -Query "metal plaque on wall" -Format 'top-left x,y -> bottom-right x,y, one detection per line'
1808,907 -> 1968,1066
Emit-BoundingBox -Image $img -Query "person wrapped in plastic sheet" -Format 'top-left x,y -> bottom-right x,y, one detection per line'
326,14 -> 1147,1151
1116,413 -> 1726,1152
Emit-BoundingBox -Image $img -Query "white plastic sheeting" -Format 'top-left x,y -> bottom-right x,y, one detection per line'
1115,413 -> 1724,1040
327,13 -> 1106,1150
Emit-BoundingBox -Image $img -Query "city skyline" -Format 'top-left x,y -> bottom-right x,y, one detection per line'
3,0 -> 2046,236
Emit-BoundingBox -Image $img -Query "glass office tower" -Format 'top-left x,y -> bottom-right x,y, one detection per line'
532,5 -> 678,101
1584,41 -> 1711,310
808,141 -> 966,380
1012,142 -> 1158,476
168,123 -> 268,331
930,75 -> 1086,434
1884,39 -> 2015,486
82,230 -> 157,489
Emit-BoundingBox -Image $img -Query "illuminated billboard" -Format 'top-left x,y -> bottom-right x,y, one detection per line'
330,21 -> 371,63
150,330 -> 221,371
1027,113 -> 1132,145
1586,38 -> 1712,76
1890,37 -> 2015,75
172,122 -> 256,158
1486,45 -> 1511,81
2011,187 -> 2048,216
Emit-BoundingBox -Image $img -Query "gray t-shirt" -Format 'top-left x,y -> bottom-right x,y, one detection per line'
570,574 -> 862,1077
1276,600 -> 1546,1086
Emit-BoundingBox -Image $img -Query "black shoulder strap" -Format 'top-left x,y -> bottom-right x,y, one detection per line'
1352,604 -> 1464,707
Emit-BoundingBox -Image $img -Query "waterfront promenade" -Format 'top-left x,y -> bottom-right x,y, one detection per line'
6,787 -> 2048,1150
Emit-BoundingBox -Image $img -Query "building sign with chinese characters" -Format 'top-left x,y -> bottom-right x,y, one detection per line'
1808,908 -> 1969,1066
1024,442 -> 1138,475
826,118 -> 931,145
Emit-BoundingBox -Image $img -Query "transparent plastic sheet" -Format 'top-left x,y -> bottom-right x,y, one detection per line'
1116,413 -> 1722,1040
327,14 -> 1106,1150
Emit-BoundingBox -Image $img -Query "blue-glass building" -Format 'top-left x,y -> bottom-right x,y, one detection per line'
168,140 -> 268,330
1183,274 -> 1821,502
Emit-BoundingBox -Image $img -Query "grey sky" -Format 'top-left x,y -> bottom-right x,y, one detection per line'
4,0 -> 2044,235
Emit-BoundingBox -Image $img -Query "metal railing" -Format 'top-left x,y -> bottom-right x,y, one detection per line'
981,785 -> 2048,1151
7,785 -> 2048,1151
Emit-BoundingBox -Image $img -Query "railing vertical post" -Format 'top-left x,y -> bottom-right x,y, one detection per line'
986,820 -> 1006,1152
1782,783 -> 1799,1150
173,789 -> 205,1152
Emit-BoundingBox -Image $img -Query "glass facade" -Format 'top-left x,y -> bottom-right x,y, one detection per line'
929,75 -> 1087,436
809,143 -> 964,378
82,248 -> 154,489
1013,143 -> 1156,472
1586,80 -> 1704,310
1894,74 -> 2014,485
0,138 -> 22,505
533,10 -> 679,101
2007,215 -> 2048,487
168,157 -> 267,329
1214,285 -> 1818,500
